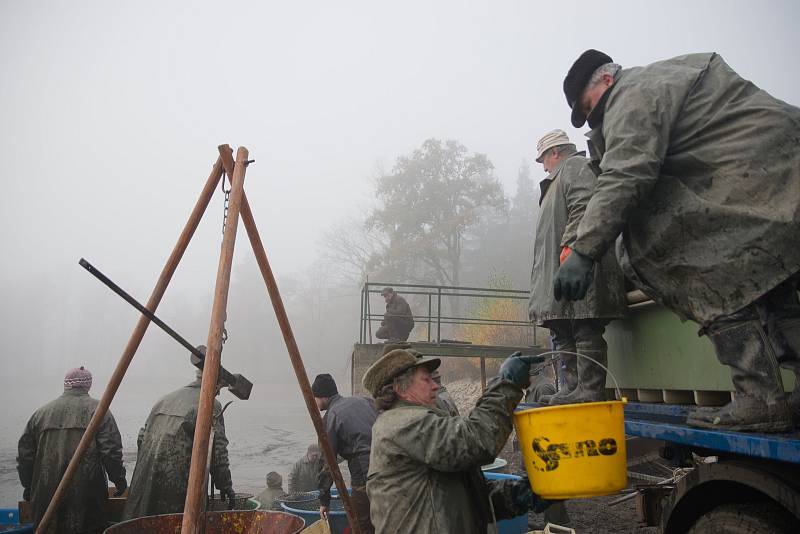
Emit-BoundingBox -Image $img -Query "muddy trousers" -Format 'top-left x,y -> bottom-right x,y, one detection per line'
350,485 -> 374,534
542,319 -> 610,404
689,274 -> 800,431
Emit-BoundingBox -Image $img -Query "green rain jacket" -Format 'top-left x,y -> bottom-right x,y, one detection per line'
17,389 -> 126,534
367,379 -> 530,534
122,380 -> 232,520
574,53 -> 800,325
528,149 -> 626,325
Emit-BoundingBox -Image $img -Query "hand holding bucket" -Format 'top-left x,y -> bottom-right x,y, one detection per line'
514,351 -> 628,500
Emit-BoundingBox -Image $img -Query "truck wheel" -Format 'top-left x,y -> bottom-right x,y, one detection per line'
687,502 -> 797,534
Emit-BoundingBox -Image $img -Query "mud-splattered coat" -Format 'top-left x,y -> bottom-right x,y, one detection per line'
122,380 -> 232,520
528,149 -> 627,325
367,379 -> 530,533
574,53 -> 800,325
17,389 -> 126,534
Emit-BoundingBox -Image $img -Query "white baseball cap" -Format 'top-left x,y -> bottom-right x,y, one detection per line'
535,129 -> 571,163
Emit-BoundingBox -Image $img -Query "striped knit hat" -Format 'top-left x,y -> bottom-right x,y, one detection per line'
64,366 -> 92,390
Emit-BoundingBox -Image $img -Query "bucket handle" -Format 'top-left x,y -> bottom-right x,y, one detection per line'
534,350 -> 625,401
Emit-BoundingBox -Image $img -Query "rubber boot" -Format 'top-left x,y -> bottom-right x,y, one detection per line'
687,320 -> 792,433
774,317 -> 800,426
547,342 -> 608,405
538,322 -> 578,404
539,354 -> 577,404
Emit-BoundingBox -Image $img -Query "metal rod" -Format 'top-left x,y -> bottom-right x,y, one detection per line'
181,146 -> 249,533
364,288 -> 530,300
359,286 -> 365,344
365,281 -> 530,294
480,357 -> 486,392
427,294 -> 432,342
437,287 -> 442,344
235,185 -> 362,531
366,279 -> 373,344
36,155 -> 225,534
78,258 -> 251,400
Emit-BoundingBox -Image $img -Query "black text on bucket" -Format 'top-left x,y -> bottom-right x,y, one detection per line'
530,436 -> 618,472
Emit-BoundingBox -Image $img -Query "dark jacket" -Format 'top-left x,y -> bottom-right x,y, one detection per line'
17,389 -> 126,534
382,295 -> 414,338
122,380 -> 232,520
318,394 -> 378,505
574,52 -> 800,325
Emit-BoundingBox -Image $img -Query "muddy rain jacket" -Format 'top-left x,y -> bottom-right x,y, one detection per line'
528,149 -> 626,325
575,52 -> 800,325
367,379 -> 530,534
17,389 -> 126,534
122,380 -> 232,520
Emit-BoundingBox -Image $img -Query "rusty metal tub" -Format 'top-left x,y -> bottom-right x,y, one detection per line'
104,510 -> 305,534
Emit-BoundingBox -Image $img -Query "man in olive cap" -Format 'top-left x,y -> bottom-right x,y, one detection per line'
375,287 -> 415,342
17,366 -> 127,534
364,350 -> 550,533
312,373 -> 377,533
555,49 -> 800,432
529,128 -> 626,405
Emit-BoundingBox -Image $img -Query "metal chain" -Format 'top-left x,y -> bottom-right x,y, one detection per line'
221,171 -> 232,237
220,172 -> 232,347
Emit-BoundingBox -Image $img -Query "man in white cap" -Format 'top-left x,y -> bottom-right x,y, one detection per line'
364,349 -> 551,533
529,129 -> 626,404
17,366 -> 126,534
556,49 -> 800,432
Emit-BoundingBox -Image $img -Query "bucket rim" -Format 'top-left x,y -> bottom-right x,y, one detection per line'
514,398 -> 627,416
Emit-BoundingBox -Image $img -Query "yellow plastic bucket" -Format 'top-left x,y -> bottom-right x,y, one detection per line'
514,399 -> 628,499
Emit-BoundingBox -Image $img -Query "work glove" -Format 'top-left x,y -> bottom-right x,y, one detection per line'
223,487 -> 237,510
499,352 -> 546,389
112,477 -> 127,497
23,487 -> 30,502
512,478 -> 557,514
553,249 -> 595,301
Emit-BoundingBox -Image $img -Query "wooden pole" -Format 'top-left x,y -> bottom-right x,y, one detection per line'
222,150 -> 363,534
181,146 -> 249,533
35,156 -> 225,534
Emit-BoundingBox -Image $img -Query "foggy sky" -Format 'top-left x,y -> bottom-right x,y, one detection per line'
1,0 -> 799,392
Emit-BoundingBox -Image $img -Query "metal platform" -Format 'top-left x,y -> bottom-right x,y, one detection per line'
623,402 -> 800,465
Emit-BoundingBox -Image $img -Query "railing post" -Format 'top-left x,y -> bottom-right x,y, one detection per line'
427,293 -> 432,343
436,287 -> 442,344
359,285 -> 365,344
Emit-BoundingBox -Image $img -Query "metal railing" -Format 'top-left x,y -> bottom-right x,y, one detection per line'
359,281 -> 535,345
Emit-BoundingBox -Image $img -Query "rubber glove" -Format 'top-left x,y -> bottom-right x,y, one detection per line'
553,249 -> 595,301
499,352 -> 546,389
512,478 -> 558,514
112,477 -> 127,497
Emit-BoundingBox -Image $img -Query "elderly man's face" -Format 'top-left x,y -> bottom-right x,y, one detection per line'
396,367 -> 440,407
542,148 -> 562,174
578,73 -> 615,122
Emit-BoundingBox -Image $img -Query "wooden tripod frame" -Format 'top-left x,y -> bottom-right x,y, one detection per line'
36,145 -> 362,534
